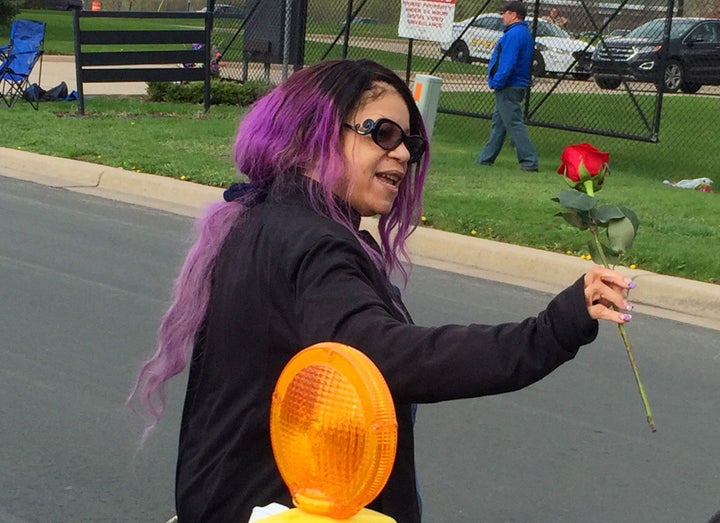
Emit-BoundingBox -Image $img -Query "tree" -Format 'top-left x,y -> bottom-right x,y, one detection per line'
1,0 -> 24,28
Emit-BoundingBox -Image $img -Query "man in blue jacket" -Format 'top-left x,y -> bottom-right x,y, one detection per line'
477,1 -> 539,171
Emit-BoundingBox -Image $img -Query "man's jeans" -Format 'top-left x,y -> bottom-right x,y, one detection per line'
477,86 -> 538,170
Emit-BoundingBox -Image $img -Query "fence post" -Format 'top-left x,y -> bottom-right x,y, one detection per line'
72,7 -> 85,115
413,74 -> 443,140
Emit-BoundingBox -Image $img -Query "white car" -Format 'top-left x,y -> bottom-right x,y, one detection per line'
440,13 -> 595,79
196,3 -> 245,17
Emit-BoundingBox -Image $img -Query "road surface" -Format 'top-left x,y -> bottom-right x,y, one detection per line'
1,174 -> 718,522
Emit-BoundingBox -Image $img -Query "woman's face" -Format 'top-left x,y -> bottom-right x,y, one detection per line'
341,87 -> 413,217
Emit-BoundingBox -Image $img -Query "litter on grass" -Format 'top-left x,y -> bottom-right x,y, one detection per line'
663,177 -> 713,192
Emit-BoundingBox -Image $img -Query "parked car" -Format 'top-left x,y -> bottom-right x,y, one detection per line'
578,28 -> 630,43
440,13 -> 595,79
591,17 -> 720,92
340,16 -> 379,31
350,17 -> 377,25
196,3 -> 245,18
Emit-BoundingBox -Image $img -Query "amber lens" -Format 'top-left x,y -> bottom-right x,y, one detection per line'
270,342 -> 397,519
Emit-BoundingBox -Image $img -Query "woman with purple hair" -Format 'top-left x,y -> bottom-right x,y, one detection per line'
129,59 -> 635,522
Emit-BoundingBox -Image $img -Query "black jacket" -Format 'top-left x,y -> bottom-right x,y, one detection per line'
175,182 -> 598,522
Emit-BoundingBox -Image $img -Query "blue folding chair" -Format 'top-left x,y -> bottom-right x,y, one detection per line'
0,19 -> 46,110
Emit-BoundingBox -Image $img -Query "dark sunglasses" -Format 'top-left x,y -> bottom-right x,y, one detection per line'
344,118 -> 426,164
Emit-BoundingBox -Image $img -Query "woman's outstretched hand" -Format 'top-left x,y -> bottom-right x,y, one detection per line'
583,265 -> 636,324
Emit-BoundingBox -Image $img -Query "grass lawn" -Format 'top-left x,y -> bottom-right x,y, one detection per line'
2,11 -> 718,284
1,10 -> 205,54
1,97 -> 718,284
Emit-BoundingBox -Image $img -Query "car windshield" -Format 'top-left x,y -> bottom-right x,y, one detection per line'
625,18 -> 697,40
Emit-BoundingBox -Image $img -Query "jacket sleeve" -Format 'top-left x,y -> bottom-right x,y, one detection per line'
292,234 -> 598,404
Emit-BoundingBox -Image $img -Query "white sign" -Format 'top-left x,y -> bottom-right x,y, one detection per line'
398,0 -> 456,42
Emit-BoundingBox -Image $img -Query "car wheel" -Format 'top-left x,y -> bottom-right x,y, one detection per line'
532,52 -> 546,78
661,60 -> 682,92
680,81 -> 702,94
449,41 -> 470,63
594,77 -> 621,89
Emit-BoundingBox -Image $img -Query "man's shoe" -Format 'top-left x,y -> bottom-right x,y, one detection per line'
519,167 -> 539,172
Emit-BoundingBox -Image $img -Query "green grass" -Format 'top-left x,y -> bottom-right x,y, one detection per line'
2,11 -> 718,285
2,10 -> 204,54
3,99 -> 243,187
4,11 -> 473,75
426,105 -> 720,283
1,97 -> 718,284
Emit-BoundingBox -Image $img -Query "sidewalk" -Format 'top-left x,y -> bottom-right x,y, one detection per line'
3,146 -> 719,331
33,54 -> 151,96
35,54 -> 289,98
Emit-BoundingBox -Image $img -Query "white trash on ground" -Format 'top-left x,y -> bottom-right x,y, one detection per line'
662,177 -> 713,190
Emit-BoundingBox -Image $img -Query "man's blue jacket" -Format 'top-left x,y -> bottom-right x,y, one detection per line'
487,20 -> 534,89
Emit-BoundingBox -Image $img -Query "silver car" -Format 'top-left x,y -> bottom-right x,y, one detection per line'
441,13 -> 595,79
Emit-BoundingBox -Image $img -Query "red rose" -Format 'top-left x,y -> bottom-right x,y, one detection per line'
557,143 -> 610,190
553,142 -> 654,432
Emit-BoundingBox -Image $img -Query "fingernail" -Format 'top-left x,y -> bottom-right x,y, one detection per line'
621,313 -> 633,322
625,302 -> 634,312
627,280 -> 637,289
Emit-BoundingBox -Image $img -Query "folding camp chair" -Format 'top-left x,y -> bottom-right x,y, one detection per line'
0,19 -> 46,110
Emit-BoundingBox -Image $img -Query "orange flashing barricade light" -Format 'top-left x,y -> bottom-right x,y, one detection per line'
262,342 -> 398,522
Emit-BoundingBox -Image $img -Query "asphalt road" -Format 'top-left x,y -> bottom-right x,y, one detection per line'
2,174 -> 719,523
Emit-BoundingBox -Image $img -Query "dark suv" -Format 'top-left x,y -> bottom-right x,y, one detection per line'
591,17 -> 720,93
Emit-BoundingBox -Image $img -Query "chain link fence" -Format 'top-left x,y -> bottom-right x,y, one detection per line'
196,0 -> 719,145
111,0 -> 718,155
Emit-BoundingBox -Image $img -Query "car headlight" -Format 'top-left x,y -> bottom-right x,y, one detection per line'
634,45 -> 661,54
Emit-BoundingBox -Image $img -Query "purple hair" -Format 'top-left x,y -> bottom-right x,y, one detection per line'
128,59 -> 430,430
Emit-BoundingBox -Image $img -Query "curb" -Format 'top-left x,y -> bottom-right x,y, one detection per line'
3,147 -> 222,216
402,224 -> 720,329
3,146 -> 719,330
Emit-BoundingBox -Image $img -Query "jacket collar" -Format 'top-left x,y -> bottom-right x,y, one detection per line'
270,175 -> 362,231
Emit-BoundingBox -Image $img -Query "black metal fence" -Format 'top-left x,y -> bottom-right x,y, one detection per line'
75,0 -> 711,161
73,9 -> 212,114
